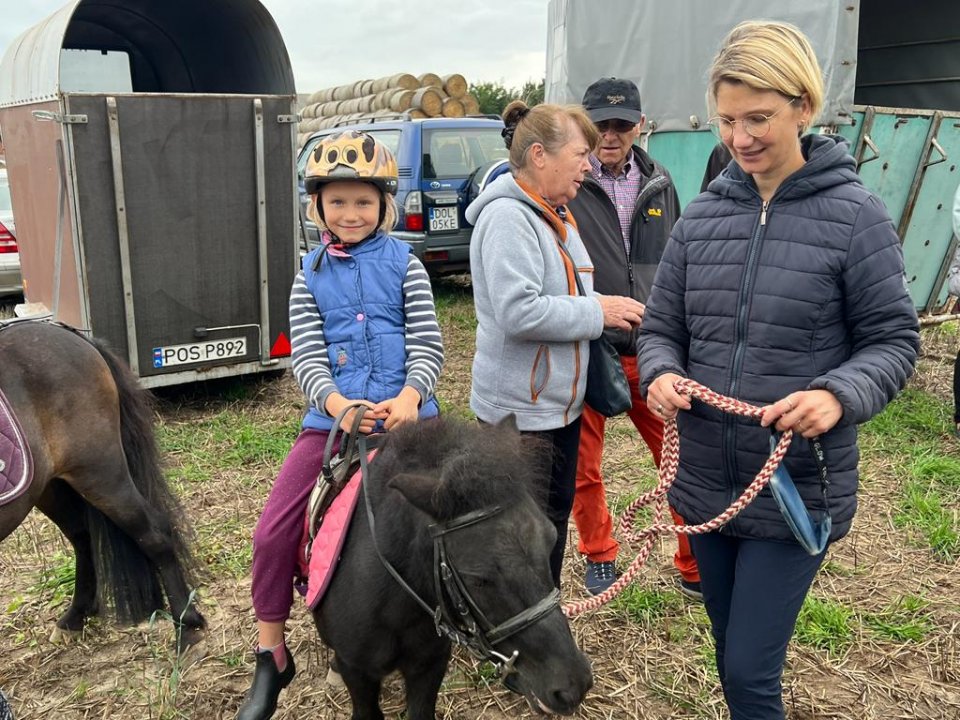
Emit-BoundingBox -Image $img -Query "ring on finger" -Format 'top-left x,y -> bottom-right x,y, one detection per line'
785,397 -> 795,411
656,403 -> 665,414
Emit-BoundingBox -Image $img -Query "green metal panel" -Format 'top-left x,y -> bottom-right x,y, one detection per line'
647,130 -> 719,209
850,111 -> 932,227
900,116 -> 960,310
835,112 -> 863,150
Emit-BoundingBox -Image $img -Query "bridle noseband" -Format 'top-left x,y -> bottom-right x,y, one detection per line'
430,507 -> 561,676
334,403 -> 560,681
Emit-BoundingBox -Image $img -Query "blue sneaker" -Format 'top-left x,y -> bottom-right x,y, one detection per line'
584,560 -> 618,596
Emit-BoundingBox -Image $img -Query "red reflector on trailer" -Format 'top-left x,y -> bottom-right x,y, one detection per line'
270,331 -> 291,358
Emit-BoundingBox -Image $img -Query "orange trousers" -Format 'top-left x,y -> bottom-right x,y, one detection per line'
572,355 -> 700,582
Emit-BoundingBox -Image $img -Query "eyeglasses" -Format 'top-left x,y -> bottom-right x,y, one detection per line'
595,119 -> 637,134
707,97 -> 798,140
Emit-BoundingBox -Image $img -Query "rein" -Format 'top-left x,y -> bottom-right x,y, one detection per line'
334,403 -> 560,679
563,378 -> 799,617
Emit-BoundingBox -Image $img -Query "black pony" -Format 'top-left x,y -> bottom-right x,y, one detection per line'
0,321 -> 205,652
314,415 -> 593,719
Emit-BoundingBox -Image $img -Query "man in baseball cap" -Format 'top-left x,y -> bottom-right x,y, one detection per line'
567,77 -> 700,599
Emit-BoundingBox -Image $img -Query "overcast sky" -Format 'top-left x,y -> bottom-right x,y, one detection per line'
0,0 -> 549,93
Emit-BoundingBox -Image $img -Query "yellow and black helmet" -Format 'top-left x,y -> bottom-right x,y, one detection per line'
304,130 -> 399,195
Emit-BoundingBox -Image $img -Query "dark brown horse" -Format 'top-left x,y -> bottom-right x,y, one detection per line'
314,415 -> 593,719
0,321 -> 205,652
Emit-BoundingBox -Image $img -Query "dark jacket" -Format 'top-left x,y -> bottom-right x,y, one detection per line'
700,143 -> 733,193
568,145 -> 681,356
638,134 -> 920,543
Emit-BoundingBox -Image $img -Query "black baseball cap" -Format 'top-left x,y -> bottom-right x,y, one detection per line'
582,77 -> 643,124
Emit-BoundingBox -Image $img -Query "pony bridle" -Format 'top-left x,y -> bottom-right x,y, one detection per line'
342,402 -> 561,681
429,507 -> 561,677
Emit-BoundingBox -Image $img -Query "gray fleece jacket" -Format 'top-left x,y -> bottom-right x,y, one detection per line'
466,173 -> 605,431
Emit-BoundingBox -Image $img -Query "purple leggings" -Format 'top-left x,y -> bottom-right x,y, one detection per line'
251,428 -> 333,622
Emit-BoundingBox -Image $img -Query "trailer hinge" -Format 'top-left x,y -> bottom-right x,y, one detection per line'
32,110 -> 88,124
277,114 -> 300,124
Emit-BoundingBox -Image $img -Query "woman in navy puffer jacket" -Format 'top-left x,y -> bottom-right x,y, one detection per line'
638,21 -> 919,720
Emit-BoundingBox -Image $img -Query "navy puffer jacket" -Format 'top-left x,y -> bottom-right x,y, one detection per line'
638,134 -> 920,543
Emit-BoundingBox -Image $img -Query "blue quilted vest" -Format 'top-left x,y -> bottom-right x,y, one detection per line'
300,233 -> 439,431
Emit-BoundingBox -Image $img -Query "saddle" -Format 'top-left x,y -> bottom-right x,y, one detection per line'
300,404 -> 381,609
0,386 -> 32,506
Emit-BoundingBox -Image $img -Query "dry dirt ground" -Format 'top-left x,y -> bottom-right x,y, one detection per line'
1,289 -> 958,719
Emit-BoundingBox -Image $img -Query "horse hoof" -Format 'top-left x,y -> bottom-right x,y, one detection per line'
50,626 -> 82,645
176,626 -> 207,656
178,637 -> 209,666
326,667 -> 345,688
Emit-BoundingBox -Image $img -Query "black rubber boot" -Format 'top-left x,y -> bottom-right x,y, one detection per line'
236,645 -> 296,720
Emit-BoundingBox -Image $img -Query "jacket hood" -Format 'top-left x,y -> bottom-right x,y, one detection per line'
466,171 -> 542,224
708,134 -> 861,203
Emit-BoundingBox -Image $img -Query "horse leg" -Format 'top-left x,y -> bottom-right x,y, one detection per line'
35,480 -> 99,635
337,659 -> 385,720
400,647 -> 450,720
69,460 -> 205,652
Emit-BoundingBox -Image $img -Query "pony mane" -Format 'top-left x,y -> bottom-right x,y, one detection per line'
376,417 -> 549,518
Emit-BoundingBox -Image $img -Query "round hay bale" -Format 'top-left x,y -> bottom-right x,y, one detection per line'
360,79 -> 375,95
408,109 -> 428,119
373,73 -> 419,92
411,87 -> 443,117
461,94 -> 480,115
441,97 -> 465,118
418,72 -> 442,88
441,73 -> 468,99
307,90 -> 325,105
333,82 -> 357,101
388,89 -> 415,112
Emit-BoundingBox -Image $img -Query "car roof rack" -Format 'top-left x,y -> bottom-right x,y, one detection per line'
332,111 -> 415,127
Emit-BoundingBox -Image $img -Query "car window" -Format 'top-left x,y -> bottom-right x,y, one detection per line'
0,178 -> 11,214
298,130 -> 402,178
423,128 -> 508,179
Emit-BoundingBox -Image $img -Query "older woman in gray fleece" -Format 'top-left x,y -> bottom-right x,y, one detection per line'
465,99 -> 645,588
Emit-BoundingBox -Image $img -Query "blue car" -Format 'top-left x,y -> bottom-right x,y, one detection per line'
297,116 -> 508,275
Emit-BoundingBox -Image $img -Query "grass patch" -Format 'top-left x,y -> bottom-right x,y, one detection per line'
794,596 -> 853,654
612,586 -> 681,627
894,480 -> 960,561
862,595 -> 933,643
28,552 -> 76,610
159,412 -> 298,473
862,388 -> 950,444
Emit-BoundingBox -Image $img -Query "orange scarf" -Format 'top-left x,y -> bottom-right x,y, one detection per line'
515,178 -> 581,296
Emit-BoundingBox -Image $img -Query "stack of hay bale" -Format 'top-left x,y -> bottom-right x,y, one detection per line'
296,72 -> 481,149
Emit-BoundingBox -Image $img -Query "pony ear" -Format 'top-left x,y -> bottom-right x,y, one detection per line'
388,473 -> 439,517
495,414 -> 519,433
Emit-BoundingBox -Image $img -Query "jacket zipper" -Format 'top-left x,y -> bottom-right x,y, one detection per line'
722,198 -> 769,528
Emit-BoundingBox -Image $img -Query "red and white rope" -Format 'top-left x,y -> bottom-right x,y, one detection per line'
563,378 -> 793,617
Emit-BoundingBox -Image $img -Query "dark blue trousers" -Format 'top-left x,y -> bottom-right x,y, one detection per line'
689,532 -> 827,720
527,417 -> 582,588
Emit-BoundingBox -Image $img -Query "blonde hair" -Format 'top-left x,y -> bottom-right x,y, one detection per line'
501,100 -> 599,171
306,184 -> 398,235
707,20 -> 824,128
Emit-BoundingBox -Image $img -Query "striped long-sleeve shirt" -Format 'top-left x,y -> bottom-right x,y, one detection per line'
290,253 -> 444,414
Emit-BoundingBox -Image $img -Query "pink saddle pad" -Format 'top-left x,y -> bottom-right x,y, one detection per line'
0,387 -> 32,506
302,455 -> 370,610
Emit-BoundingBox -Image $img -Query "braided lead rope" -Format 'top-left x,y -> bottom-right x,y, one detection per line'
563,378 -> 793,617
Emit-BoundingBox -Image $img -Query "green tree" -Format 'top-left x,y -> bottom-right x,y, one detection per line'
469,79 -> 545,117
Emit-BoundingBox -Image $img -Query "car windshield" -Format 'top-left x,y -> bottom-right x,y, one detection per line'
297,130 -> 402,178
424,128 -> 508,180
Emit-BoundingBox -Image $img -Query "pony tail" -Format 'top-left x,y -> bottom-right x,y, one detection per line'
87,339 -> 201,624
501,100 -> 531,150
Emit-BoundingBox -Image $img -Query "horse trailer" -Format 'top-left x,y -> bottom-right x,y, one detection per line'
0,0 -> 299,387
546,0 -> 960,313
